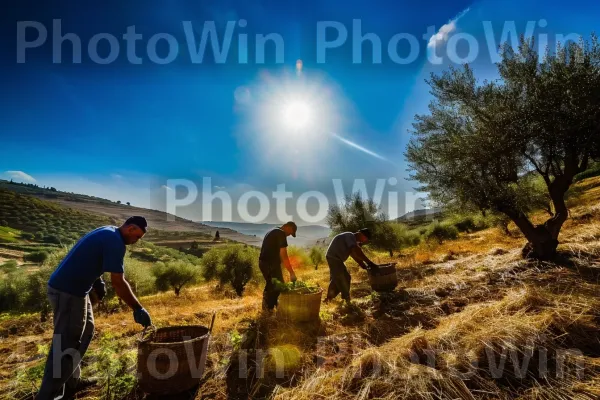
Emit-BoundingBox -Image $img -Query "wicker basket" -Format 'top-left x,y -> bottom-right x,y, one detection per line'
137,325 -> 210,395
368,263 -> 398,292
278,288 -> 323,322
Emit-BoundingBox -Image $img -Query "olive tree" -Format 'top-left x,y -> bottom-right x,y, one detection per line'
406,36 -> 600,260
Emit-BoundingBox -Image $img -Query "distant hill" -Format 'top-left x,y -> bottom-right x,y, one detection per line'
0,180 -> 261,246
396,207 -> 444,227
203,221 -> 331,247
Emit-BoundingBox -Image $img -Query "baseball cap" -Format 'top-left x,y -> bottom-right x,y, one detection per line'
284,221 -> 298,237
358,228 -> 372,239
125,216 -> 148,233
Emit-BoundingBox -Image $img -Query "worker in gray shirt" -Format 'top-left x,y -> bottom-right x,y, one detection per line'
325,228 -> 378,302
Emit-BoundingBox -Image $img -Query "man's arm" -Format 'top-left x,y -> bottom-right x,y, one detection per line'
279,247 -> 297,281
349,246 -> 375,269
111,272 -> 142,310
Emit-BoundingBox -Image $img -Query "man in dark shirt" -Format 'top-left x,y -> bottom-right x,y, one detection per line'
325,228 -> 377,303
37,216 -> 152,400
259,221 -> 298,310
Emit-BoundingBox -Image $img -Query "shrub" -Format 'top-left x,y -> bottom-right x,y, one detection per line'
574,163 -> 600,182
201,247 -> 223,281
425,222 -> 459,244
152,260 -> 200,296
0,270 -> 28,311
24,251 -> 50,264
309,247 -> 324,270
0,260 -> 18,271
0,220 -> 8,227
217,245 -> 256,296
43,235 -> 62,245
24,266 -> 54,319
20,232 -> 35,241
122,259 -> 156,296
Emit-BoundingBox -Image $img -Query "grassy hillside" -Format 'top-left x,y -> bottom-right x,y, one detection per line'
0,188 -> 112,245
0,176 -> 598,400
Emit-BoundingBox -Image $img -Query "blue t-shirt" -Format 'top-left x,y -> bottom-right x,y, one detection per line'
48,226 -> 126,297
326,232 -> 358,262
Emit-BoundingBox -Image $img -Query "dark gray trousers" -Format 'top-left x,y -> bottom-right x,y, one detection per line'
326,257 -> 351,301
37,286 -> 95,400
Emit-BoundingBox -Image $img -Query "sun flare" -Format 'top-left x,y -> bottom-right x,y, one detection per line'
282,101 -> 312,130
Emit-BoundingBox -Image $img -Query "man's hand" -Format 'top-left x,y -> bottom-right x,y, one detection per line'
92,278 -> 107,300
133,307 -> 152,328
289,270 -> 297,283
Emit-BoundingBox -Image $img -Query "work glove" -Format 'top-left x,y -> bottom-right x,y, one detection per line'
133,307 -> 152,328
92,278 -> 107,300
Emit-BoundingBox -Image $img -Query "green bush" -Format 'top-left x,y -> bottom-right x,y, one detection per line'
217,245 -> 256,296
43,235 -> 62,245
121,259 -> 156,296
309,246 -> 324,270
574,163 -> 600,182
19,232 -> 35,241
425,222 -> 459,244
152,260 -> 200,296
23,251 -> 50,264
0,260 -> 18,272
201,247 -> 223,281
0,269 -> 28,311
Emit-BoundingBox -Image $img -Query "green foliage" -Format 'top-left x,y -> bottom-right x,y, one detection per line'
574,162 -> 600,182
118,258 -> 156,296
405,35 -> 600,256
327,192 -> 380,234
309,246 -> 324,269
425,222 -> 459,244
200,244 -> 262,295
23,251 -> 49,264
392,223 -> 422,247
0,225 -> 20,243
0,269 -> 28,311
89,333 -> 137,400
218,245 -> 256,296
0,260 -> 18,272
448,214 -> 490,233
271,278 -> 321,294
0,188 -> 111,245
201,247 -> 224,281
19,232 -> 35,241
327,192 -> 407,255
152,260 -> 201,296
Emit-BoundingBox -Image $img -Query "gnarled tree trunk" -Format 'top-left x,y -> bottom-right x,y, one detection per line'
507,176 -> 572,261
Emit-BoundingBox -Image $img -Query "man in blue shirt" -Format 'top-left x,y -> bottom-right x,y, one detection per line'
325,228 -> 378,303
37,216 -> 152,400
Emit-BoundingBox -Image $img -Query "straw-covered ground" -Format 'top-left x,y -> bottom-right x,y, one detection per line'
1,177 -> 599,400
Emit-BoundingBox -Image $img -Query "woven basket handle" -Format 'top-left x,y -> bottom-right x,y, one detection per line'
209,312 -> 216,333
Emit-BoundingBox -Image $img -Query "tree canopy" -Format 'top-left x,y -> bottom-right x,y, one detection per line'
406,36 -> 600,259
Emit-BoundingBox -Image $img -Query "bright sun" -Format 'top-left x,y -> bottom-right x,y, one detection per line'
282,101 -> 312,130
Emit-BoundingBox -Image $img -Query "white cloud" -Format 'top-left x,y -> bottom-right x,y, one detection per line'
214,186 -> 226,190
428,8 -> 470,48
1,170 -> 37,183
161,185 -> 174,191
111,174 -> 124,180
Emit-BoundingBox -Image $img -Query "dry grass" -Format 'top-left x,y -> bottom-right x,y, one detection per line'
1,176 -> 600,400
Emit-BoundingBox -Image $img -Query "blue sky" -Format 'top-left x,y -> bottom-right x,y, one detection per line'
1,0 -> 598,223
